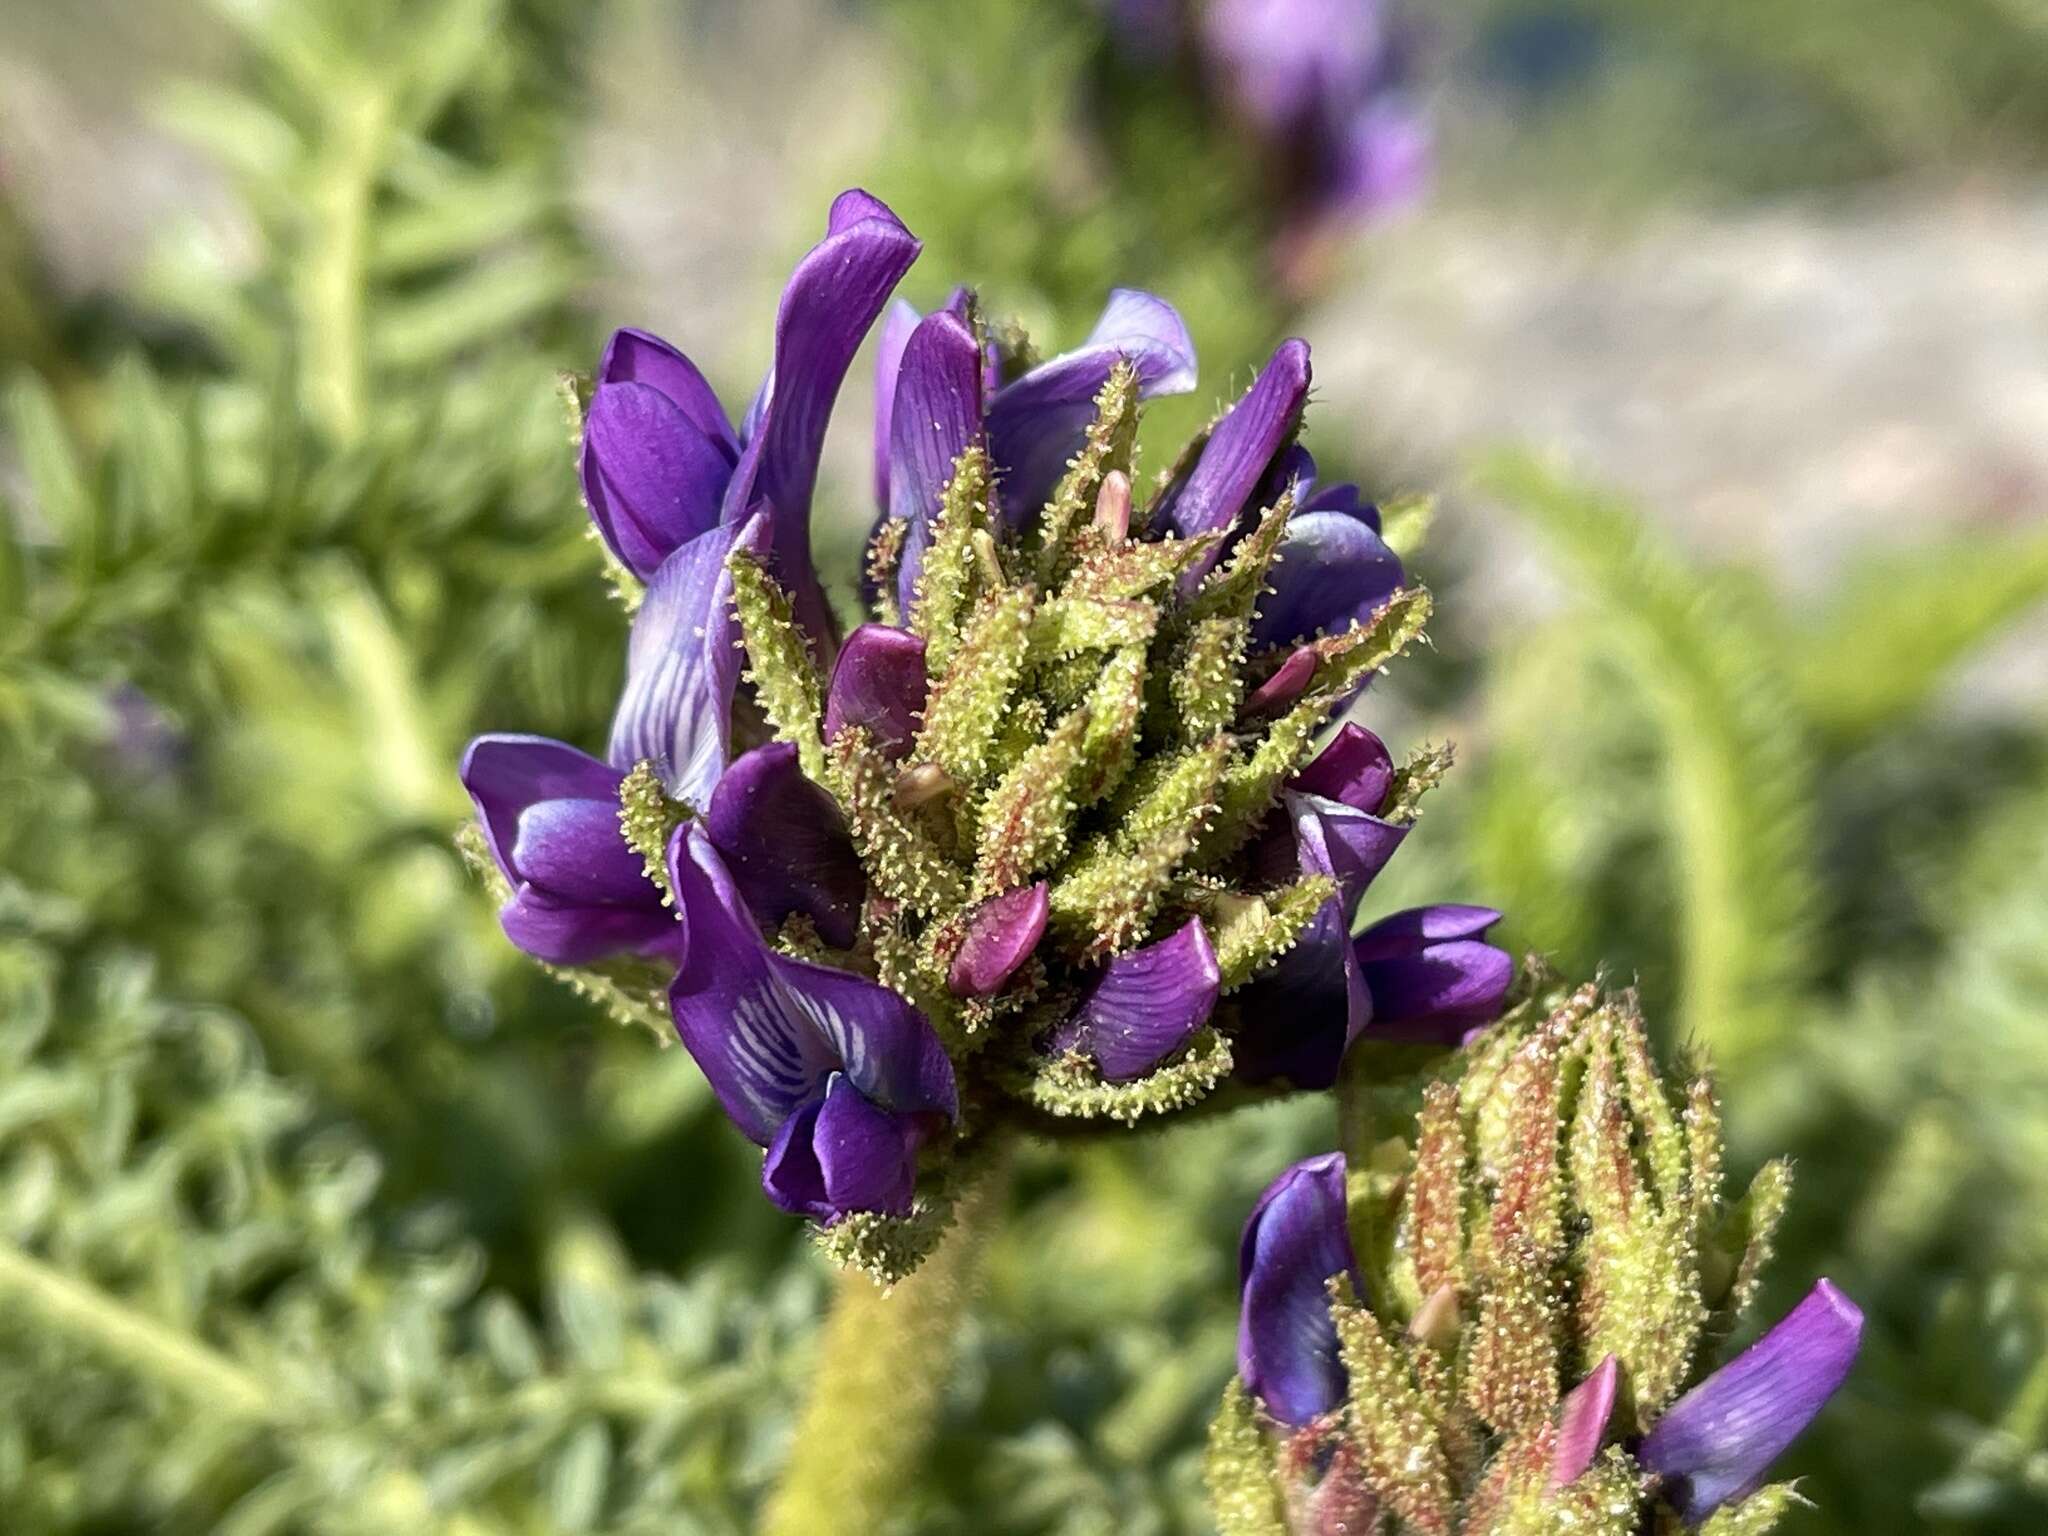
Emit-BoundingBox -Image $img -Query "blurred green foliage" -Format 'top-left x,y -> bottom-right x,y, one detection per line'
3,0 -> 2048,1532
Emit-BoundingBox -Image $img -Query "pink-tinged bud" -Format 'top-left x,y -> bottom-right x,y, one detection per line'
1243,645 -> 1317,716
947,883 -> 1049,997
1551,1355 -> 1620,1489
1093,468 -> 1133,540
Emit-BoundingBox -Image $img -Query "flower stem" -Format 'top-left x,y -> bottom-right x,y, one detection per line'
761,1151 -> 1010,1536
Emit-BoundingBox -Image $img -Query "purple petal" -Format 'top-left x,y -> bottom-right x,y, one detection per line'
460,734 -> 622,880
510,797 -> 655,906
1157,339 -> 1312,552
582,382 -> 735,580
1289,722 -> 1394,813
870,299 -> 920,511
1553,1355 -> 1620,1489
987,289 -> 1197,520
595,327 -> 739,457
1353,904 -> 1504,961
1642,1281 -> 1864,1521
1231,892 -> 1367,1089
720,189 -> 921,638
1283,788 -> 1407,912
496,886 -> 677,968
824,624 -> 929,759
1238,1151 -> 1362,1427
1329,98 -> 1432,219
1358,938 -> 1513,1043
948,883 -> 1050,998
607,516 -> 762,808
887,309 -> 987,609
1251,509 -> 1405,649
1232,795 -> 1389,1088
761,1072 -> 925,1222
1072,918 -> 1222,1081
704,742 -> 865,950
666,825 -> 955,1145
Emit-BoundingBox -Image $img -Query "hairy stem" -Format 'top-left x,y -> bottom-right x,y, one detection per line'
760,1152 -> 1011,1536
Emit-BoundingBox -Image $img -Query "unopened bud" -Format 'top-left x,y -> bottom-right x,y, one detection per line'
1093,469 -> 1132,541
1408,1283 -> 1462,1349
893,762 -> 956,810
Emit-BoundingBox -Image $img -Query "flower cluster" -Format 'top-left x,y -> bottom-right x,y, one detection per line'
1207,982 -> 1863,1534
458,190 -> 1509,1280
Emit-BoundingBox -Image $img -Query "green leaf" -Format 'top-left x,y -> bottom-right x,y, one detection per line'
1476,451 -> 1816,1071
1792,528 -> 2048,744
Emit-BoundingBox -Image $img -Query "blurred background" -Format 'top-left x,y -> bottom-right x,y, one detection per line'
2,0 -> 2046,1530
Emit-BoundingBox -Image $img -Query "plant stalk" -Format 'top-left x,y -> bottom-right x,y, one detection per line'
760,1153 -> 1010,1536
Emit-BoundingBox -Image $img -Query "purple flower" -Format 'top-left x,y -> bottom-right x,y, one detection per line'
608,514 -> 765,810
1202,0 -> 1431,231
460,735 -> 678,966
825,623 -> 930,760
1352,905 -> 1514,1043
583,189 -> 919,639
949,884 -> 1051,999
1251,446 -> 1404,651
460,514 -> 776,971
1058,918 -> 1223,1081
1157,339 -> 1313,563
703,743 -> 865,951
1642,1280 -> 1864,1522
873,289 -> 1197,593
1232,725 -> 1403,1087
666,823 -> 956,1224
1238,1151 -> 1362,1426
1233,728 -> 1512,1085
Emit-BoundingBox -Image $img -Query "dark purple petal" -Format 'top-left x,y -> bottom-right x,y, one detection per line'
1252,509 -> 1405,649
1353,904 -> 1504,960
825,624 -> 929,759
987,289 -> 1197,520
595,327 -> 739,457
887,310 -> 987,609
1072,918 -> 1221,1081
1553,1355 -> 1620,1489
510,797 -> 655,906
581,381 -> 735,580
667,825 -> 955,1145
704,742 -> 864,949
1642,1281 -> 1864,1521
1232,894 -> 1367,1089
1157,339 -> 1312,551
497,886 -> 677,968
1238,1152 -> 1362,1427
948,883 -> 1050,998
607,516 -> 763,808
720,189 -> 921,638
1355,907 -> 1514,1042
870,298 -> 920,511
1289,722 -> 1394,813
461,734 -> 623,880
761,1072 -> 925,1222
1232,794 -> 1388,1088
